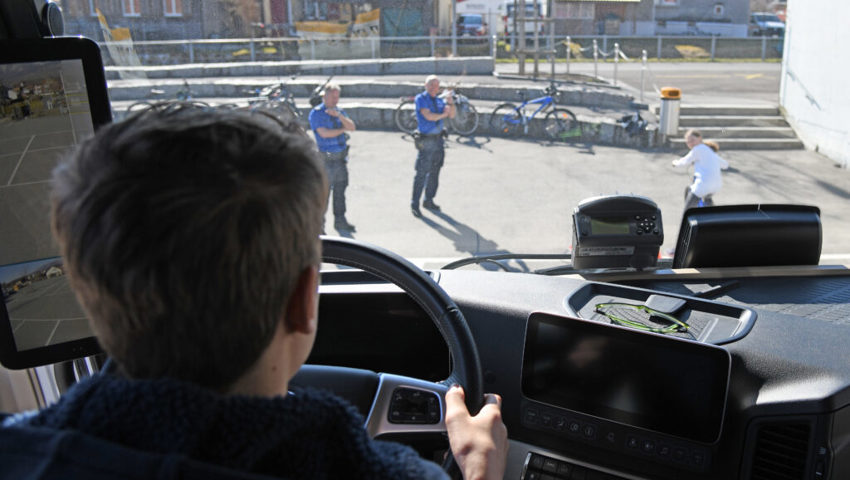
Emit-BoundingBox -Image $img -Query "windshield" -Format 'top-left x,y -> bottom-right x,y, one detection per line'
5,1 -> 845,272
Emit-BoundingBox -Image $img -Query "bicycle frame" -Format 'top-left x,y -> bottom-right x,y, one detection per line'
512,95 -> 555,134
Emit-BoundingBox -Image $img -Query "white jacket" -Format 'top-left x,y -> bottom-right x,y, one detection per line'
672,143 -> 729,198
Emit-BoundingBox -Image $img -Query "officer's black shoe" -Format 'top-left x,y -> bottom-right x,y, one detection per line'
423,200 -> 441,211
411,205 -> 422,218
335,217 -> 356,232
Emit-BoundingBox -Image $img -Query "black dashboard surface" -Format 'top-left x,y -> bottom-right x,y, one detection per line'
318,267 -> 850,480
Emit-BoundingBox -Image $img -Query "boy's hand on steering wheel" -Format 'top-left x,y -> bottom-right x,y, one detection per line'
445,385 -> 508,480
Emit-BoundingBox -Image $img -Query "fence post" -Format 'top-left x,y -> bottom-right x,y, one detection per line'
613,43 -> 619,86
490,34 -> 497,58
189,43 -> 195,63
310,39 -> 316,60
431,36 -> 436,57
761,36 -> 767,61
640,50 -> 647,104
371,37 -> 377,59
657,36 -> 662,60
593,39 -> 598,78
710,35 -> 716,61
602,35 -> 608,55
565,35 -> 571,74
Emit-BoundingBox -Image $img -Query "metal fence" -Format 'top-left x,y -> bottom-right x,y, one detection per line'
98,34 -> 784,67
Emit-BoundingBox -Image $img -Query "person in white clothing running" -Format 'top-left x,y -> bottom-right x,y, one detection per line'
671,129 -> 729,210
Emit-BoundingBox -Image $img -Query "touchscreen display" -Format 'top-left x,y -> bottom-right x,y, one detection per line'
522,313 -> 730,443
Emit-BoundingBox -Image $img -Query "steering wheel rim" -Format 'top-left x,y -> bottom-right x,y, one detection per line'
320,236 -> 485,415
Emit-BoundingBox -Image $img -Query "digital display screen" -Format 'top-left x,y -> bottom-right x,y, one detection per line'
1,258 -> 90,352
0,38 -> 111,369
591,217 -> 630,235
521,313 -> 729,443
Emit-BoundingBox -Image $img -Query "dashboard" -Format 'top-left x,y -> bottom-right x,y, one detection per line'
316,265 -> 850,480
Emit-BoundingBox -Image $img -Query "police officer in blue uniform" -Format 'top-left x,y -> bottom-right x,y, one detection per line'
411,75 -> 454,217
309,83 -> 357,232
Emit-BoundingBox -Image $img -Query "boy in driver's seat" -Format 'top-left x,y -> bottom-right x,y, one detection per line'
1,105 -> 507,480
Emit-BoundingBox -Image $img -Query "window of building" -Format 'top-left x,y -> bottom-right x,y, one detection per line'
565,3 -> 595,20
655,0 -> 678,5
714,3 -> 725,16
122,0 -> 141,17
163,0 -> 183,17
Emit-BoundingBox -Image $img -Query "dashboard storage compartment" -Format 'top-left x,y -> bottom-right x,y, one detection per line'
565,282 -> 755,344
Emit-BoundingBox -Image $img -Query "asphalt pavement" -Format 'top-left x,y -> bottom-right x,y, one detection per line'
333,129 -> 850,269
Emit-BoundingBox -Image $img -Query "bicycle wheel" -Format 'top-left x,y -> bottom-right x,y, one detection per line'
126,101 -> 154,115
450,102 -> 479,136
544,108 -> 581,142
394,99 -> 418,134
490,103 -> 522,136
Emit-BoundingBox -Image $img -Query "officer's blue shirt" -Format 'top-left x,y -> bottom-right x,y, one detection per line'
414,91 -> 445,135
309,103 -> 348,153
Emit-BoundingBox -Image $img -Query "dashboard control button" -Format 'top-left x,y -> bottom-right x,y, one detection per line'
626,436 -> 640,449
557,462 -> 573,476
583,424 -> 597,438
529,454 -> 544,470
525,408 -> 539,424
388,388 -> 440,424
673,447 -> 687,461
542,458 -> 558,473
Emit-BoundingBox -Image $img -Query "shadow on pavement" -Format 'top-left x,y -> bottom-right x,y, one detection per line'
415,208 -> 531,272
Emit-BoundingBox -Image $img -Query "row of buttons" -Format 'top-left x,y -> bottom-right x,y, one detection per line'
625,435 -> 708,468
523,406 -> 710,472
524,453 -> 624,480
524,408 -> 599,441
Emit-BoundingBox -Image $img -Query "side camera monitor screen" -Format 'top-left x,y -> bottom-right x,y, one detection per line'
0,38 -> 111,369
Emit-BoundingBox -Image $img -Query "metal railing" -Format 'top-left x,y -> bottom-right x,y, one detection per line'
97,34 -> 784,67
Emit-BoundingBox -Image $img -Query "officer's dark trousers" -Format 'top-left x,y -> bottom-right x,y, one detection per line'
411,136 -> 444,207
325,157 -> 348,218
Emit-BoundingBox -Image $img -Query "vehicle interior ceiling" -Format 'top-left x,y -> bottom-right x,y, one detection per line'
2,2 -> 850,480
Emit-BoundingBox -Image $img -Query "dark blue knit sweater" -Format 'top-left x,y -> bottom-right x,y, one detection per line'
3,374 -> 448,480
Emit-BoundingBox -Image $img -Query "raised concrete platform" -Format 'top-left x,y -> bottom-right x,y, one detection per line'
105,56 -> 497,80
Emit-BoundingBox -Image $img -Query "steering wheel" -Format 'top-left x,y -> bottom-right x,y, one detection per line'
290,237 -> 484,472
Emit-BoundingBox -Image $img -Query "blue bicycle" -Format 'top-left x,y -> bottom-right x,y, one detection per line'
489,84 -> 581,141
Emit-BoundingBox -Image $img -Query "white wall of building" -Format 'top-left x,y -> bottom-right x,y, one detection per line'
780,0 -> 850,167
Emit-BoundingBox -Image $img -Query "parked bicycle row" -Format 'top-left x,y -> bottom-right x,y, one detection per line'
123,78 -> 583,142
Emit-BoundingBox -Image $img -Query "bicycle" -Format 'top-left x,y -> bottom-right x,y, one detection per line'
394,87 -> 480,136
247,78 -> 304,126
489,84 -> 581,142
126,79 -> 202,114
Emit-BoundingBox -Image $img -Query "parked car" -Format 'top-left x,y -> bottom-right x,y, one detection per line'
749,12 -> 785,37
457,13 -> 487,36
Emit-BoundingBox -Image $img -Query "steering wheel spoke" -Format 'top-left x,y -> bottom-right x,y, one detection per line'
365,373 -> 449,438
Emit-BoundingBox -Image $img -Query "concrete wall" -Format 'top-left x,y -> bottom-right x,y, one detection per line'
780,1 -> 850,167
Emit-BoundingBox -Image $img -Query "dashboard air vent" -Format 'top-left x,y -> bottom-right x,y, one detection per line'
749,422 -> 811,480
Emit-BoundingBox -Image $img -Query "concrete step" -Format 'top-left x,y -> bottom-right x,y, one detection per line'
669,137 -> 804,150
676,126 -> 798,139
656,105 -> 780,116
678,115 -> 789,127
